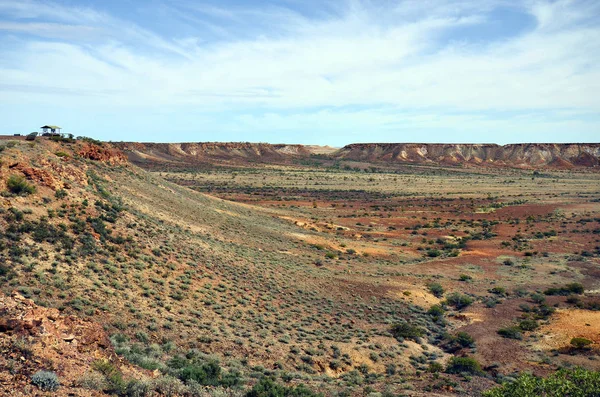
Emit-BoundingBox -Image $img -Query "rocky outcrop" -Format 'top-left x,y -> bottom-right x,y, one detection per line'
332,143 -> 600,168
0,292 -> 145,396
77,143 -> 127,165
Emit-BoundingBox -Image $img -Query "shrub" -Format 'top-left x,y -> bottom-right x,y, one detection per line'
483,368 -> 600,397
534,304 -> 556,320
246,377 -> 321,397
544,283 -> 584,296
497,327 -> 522,340
426,249 -> 441,257
6,175 -> 35,195
151,376 -> 185,396
445,292 -> 474,310
459,274 -> 472,282
570,337 -> 593,349
427,304 -> 445,317
390,323 -> 425,341
77,371 -> 106,390
489,287 -> 507,296
92,359 -> 126,393
441,332 -> 475,353
31,370 -> 60,391
428,283 -> 445,298
177,360 -> 240,387
445,357 -> 483,375
455,332 -> 475,348
518,319 -> 539,331
427,362 -> 444,373
530,293 -> 545,304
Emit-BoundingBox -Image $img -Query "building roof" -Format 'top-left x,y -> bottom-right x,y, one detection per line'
41,125 -> 61,129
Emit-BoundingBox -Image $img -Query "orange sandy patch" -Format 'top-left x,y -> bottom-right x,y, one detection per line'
536,309 -> 600,350
395,288 -> 441,307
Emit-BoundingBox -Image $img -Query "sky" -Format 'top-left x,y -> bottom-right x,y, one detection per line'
0,0 -> 599,146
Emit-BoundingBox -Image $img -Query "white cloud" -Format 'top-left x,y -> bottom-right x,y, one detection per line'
0,0 -> 598,142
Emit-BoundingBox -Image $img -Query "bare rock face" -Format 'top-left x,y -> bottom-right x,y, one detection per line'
0,292 -> 144,396
77,143 -> 127,165
332,143 -> 600,168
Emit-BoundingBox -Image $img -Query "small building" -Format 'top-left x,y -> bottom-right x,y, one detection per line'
40,125 -> 62,135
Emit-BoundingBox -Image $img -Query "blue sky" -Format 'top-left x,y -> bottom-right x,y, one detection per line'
0,0 -> 598,145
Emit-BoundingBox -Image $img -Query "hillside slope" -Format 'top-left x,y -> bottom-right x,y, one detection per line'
0,137 -> 464,395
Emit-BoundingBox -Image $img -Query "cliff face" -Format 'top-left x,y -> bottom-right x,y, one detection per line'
332,143 -> 600,168
114,141 -> 600,169
114,142 -> 330,167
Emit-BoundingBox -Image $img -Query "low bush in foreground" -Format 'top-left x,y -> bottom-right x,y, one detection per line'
445,292 -> 474,310
445,357 -> 483,375
390,323 -> 425,341
31,370 -> 60,391
6,175 -> 36,195
483,368 -> 600,397
246,377 -> 321,397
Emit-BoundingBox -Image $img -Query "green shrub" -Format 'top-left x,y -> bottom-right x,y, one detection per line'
246,377 -> 321,397
390,323 -> 425,341
428,283 -> 445,298
427,304 -> 445,317
497,327 -> 522,340
171,359 -> 240,387
31,370 -> 60,391
445,357 -> 483,375
483,368 -> 600,397
570,337 -> 593,349
92,359 -> 126,394
441,332 -> 475,353
77,371 -> 106,390
427,362 -> 444,373
489,287 -> 507,296
455,332 -> 475,348
426,249 -> 441,257
544,283 -> 584,296
534,304 -> 556,320
6,175 -> 35,195
518,319 -> 539,331
530,293 -> 545,304
445,292 -> 474,310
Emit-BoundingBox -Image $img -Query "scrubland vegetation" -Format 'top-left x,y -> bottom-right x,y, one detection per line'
1,137 -> 599,396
